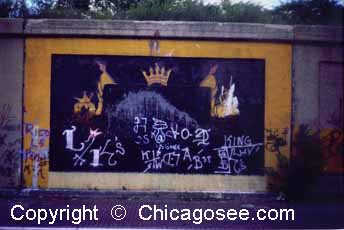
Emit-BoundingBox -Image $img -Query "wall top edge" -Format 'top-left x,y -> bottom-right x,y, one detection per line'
0,18 -> 342,43
0,18 -> 24,34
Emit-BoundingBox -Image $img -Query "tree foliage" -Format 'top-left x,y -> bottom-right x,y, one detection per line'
273,0 -> 343,25
221,0 -> 272,23
125,0 -> 222,21
0,0 -> 12,17
1,0 -> 30,17
0,0 -> 343,25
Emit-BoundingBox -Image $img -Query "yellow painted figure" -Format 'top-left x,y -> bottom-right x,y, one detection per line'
200,64 -> 240,117
200,64 -> 218,117
95,60 -> 116,115
74,91 -> 96,114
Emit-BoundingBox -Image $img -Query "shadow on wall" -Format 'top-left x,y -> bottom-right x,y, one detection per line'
0,104 -> 21,187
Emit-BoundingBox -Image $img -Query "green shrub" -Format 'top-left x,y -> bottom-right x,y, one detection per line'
266,125 -> 324,201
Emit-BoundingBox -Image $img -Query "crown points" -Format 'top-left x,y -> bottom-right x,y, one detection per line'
142,63 -> 172,86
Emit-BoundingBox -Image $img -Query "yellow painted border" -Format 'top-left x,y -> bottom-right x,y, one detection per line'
24,38 -> 291,191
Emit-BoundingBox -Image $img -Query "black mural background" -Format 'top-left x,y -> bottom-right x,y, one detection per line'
50,54 -> 265,175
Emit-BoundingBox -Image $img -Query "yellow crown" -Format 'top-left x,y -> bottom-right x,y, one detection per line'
142,63 -> 172,86
73,91 -> 96,114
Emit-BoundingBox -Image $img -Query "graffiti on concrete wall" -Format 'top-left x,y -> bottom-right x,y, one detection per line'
265,128 -> 288,156
0,104 -> 15,128
23,123 -> 50,188
290,125 -> 343,174
50,55 -> 265,175
319,62 -> 343,173
0,104 -> 21,187
320,129 -> 343,173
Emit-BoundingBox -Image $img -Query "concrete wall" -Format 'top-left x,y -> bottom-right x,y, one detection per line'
293,26 -> 343,194
293,44 -> 343,128
292,25 -> 343,129
0,19 -> 24,188
0,19 -> 342,193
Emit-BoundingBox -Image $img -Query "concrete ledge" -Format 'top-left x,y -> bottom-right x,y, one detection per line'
24,19 -> 294,41
294,25 -> 343,43
1,19 -> 342,43
0,18 -> 23,34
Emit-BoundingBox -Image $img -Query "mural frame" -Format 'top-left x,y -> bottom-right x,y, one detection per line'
24,38 -> 291,191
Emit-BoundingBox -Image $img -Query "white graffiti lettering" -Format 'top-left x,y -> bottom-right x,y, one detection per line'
134,117 -> 212,173
192,128 -> 210,146
63,126 -> 126,168
62,126 -> 85,151
215,135 -> 263,175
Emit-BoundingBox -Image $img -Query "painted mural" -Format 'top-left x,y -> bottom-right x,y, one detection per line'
50,55 -> 265,175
